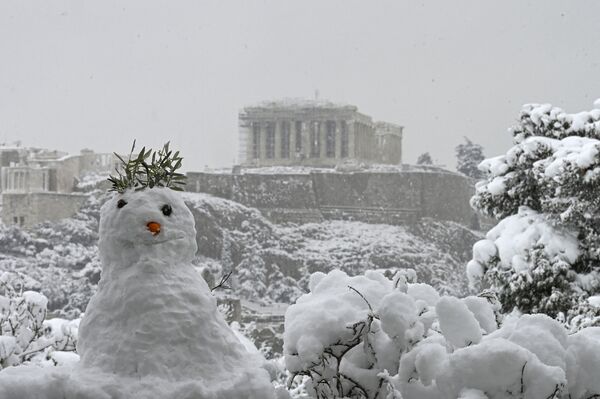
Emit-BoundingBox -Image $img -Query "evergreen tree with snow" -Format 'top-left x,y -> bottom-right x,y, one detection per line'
455,136 -> 485,179
468,102 -> 600,326
416,152 -> 433,165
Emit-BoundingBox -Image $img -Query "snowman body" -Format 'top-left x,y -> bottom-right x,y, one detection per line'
76,188 -> 275,396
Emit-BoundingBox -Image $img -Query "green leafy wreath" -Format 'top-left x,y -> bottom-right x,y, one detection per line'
108,140 -> 186,193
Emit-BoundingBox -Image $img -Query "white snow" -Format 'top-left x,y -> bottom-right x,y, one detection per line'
284,269 -> 392,373
466,260 -> 485,289
588,295 -> 600,307
436,296 -> 482,348
378,292 -> 418,346
472,239 -> 497,264
462,296 -> 497,334
542,136 -> 600,178
567,327 -> 600,398
486,176 -> 507,196
436,338 -> 566,399
470,207 -> 579,279
0,187 -> 275,399
0,336 -> 17,361
407,283 -> 440,306
285,269 -> 600,399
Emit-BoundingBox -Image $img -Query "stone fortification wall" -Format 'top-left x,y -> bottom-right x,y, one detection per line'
187,170 -> 476,226
188,172 -> 322,223
231,174 -> 317,209
419,172 -> 475,225
189,173 -> 234,199
2,192 -> 87,228
311,172 -> 424,224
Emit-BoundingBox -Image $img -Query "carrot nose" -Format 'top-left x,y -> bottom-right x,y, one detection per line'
147,221 -> 161,236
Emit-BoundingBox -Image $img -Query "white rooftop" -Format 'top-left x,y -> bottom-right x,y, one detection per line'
245,97 -> 353,111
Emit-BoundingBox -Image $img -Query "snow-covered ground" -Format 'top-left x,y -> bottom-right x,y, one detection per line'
185,191 -> 480,304
0,183 -> 598,398
0,187 -> 278,398
0,189 -> 480,318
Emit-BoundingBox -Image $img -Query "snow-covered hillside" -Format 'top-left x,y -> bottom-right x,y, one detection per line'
0,190 -> 481,316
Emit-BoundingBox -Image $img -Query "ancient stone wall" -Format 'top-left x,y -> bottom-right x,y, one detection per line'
1,192 -> 87,228
54,156 -> 80,193
1,193 -> 30,226
419,172 -> 475,224
186,170 -> 477,226
231,174 -> 317,209
78,152 -> 116,176
188,173 -> 234,199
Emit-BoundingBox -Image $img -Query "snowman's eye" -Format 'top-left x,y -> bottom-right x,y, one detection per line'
161,204 -> 172,216
117,199 -> 127,209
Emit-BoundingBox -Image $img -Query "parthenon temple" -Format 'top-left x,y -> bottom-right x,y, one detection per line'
238,99 -> 403,167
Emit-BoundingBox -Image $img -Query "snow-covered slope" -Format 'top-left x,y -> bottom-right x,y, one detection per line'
0,190 -> 481,316
0,187 -> 277,399
184,192 -> 481,303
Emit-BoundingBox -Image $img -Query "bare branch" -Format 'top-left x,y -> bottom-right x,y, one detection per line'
211,270 -> 233,292
348,285 -> 373,313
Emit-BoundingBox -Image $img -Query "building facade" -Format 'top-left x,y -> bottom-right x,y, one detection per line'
238,99 -> 403,167
0,145 -> 118,228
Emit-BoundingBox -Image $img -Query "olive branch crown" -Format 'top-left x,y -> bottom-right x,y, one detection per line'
108,140 -> 186,193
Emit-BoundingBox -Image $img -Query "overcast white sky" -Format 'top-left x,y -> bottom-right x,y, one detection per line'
1,1 -> 600,171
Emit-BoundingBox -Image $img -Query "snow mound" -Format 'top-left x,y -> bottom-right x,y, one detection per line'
284,269 -> 600,399
0,187 -> 276,399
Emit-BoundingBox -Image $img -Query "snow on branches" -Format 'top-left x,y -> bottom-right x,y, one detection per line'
0,272 -> 79,368
283,269 -> 600,399
470,102 -> 600,323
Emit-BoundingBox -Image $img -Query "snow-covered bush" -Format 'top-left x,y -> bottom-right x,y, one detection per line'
284,269 -> 600,399
470,102 -> 600,323
0,272 -> 79,368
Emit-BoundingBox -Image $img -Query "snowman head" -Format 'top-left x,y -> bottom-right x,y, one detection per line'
98,187 -> 197,268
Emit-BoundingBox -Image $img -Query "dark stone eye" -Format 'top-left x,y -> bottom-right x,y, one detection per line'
161,204 -> 172,216
117,199 -> 127,209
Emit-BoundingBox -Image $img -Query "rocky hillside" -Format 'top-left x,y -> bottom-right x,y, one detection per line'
185,192 -> 481,302
0,190 -> 482,317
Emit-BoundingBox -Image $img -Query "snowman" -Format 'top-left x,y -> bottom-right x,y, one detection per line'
0,144 -> 278,399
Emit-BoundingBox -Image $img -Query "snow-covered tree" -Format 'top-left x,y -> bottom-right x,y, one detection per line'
469,102 -> 600,324
284,268 -> 600,399
416,152 -> 433,165
455,137 -> 485,179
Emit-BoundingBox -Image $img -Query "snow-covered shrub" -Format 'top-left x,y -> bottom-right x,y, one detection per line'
0,225 -> 42,257
284,269 -> 600,399
0,191 -> 105,317
470,102 -> 600,323
0,272 -> 78,368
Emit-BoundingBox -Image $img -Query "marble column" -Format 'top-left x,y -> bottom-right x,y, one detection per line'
274,120 -> 281,161
335,120 -> 342,160
259,122 -> 267,166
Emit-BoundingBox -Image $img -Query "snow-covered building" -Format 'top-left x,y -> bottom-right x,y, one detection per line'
238,98 -> 403,167
0,145 -> 118,228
